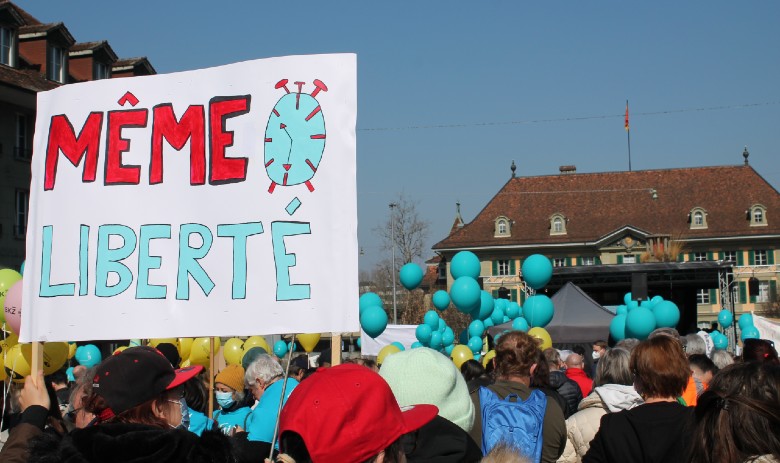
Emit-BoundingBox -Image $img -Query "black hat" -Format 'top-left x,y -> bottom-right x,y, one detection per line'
92,346 -> 202,417
155,342 -> 181,368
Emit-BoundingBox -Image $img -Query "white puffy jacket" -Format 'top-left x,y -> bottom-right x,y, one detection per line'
557,384 -> 643,463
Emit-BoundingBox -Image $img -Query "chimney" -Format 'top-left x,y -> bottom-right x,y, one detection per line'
559,165 -> 576,174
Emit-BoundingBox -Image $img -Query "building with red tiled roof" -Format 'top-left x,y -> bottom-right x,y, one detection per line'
0,1 -> 156,268
432,157 -> 779,328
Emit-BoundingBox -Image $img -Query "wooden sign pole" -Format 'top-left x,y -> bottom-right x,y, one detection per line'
31,341 -> 43,377
208,337 -> 215,418
331,333 -> 341,366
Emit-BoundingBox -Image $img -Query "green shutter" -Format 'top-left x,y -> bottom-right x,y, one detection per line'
769,250 -> 776,265
577,257 -> 583,266
739,282 -> 747,304
509,259 -> 516,275
492,290 -> 499,298
520,290 -> 526,303
770,280 -> 777,300
492,260 -> 498,276
709,289 -> 717,305
748,251 -> 755,265
688,252 -> 695,262
737,251 -> 744,266
617,255 -> 623,264
750,281 -> 757,303
707,252 -> 714,261
565,257 -> 571,267
635,254 -> 641,263
511,289 -> 518,302
596,256 -> 602,265
677,252 -> 684,262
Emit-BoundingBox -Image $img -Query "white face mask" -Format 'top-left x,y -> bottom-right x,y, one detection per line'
592,351 -> 601,360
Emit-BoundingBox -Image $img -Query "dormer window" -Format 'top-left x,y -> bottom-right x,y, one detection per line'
749,204 -> 767,227
494,216 -> 511,238
549,213 -> 567,236
689,207 -> 708,229
1,26 -> 15,66
94,61 -> 110,80
47,44 -> 67,82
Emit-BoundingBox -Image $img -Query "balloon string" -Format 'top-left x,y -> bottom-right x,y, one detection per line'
269,333 -> 296,460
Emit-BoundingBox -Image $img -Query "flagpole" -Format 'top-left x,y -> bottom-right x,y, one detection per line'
626,100 -> 632,172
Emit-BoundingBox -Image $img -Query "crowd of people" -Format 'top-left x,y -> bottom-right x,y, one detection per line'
0,331 -> 777,463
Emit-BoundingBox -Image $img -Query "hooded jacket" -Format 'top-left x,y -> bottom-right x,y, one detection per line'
557,384 -> 643,463
403,415 -> 482,463
582,401 -> 694,463
27,423 -> 235,463
549,370 -> 583,418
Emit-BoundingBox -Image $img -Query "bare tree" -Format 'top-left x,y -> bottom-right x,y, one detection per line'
375,193 -> 430,265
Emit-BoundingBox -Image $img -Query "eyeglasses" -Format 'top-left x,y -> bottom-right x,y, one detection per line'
65,407 -> 83,422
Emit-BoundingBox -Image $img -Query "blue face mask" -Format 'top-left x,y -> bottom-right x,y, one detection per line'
178,397 -> 191,430
216,391 -> 235,409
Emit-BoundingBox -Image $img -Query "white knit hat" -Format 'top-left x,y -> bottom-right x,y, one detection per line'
379,347 -> 475,432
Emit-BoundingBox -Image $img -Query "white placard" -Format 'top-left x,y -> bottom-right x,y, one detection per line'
21,54 -> 358,342
360,325 -> 418,356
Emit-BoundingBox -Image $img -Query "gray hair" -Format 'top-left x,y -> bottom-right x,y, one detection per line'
683,334 -> 706,356
594,347 -> 633,387
615,338 -> 640,352
244,353 -> 284,386
711,349 -> 735,370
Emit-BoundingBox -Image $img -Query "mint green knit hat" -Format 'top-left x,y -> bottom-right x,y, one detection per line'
379,347 -> 475,432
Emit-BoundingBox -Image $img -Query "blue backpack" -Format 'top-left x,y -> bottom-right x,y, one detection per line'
478,386 -> 547,462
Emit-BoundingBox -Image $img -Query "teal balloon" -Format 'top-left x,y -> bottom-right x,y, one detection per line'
473,291 -> 495,320
416,324 -> 433,344
490,306 -> 505,325
450,251 -> 481,279
360,305 -> 388,338
741,326 -> 760,341
356,338 -> 362,348
66,366 -> 75,382
483,318 -> 494,328
75,345 -> 102,368
738,313 -> 754,330
502,315 -> 511,323
653,300 -> 680,328
616,305 -> 628,315
713,332 -> 729,350
450,277 -> 481,312
468,336 -> 483,353
359,293 -> 383,315
288,342 -> 297,352
718,310 -> 733,329
468,320 -> 485,338
432,290 -> 451,310
640,299 -> 653,309
651,295 -> 664,306
523,295 -> 554,328
424,310 -> 440,330
437,318 -> 446,333
473,353 -> 481,362
512,317 -> 529,332
521,254 -> 553,290
506,302 -> 521,319
459,329 -> 469,345
411,341 -> 423,349
399,263 -> 424,290
495,298 -> 509,312
625,307 -> 656,340
430,331 -> 443,349
273,340 -> 288,358
19,260 -> 25,276
391,341 -> 406,351
626,300 -> 639,311
610,314 -> 627,341
445,344 -> 455,355
442,327 -> 455,346
623,292 -> 633,305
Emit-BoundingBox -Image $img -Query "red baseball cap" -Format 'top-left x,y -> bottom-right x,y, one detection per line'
279,363 -> 438,462
92,346 -> 202,417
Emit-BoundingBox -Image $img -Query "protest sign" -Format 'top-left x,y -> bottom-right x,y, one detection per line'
21,54 -> 358,342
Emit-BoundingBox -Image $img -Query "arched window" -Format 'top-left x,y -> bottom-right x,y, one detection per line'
749,204 -> 768,227
553,218 -> 563,233
494,216 -> 511,237
689,207 -> 708,229
549,213 -> 567,235
693,211 -> 703,226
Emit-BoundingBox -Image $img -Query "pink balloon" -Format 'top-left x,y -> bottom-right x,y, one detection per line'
4,280 -> 23,334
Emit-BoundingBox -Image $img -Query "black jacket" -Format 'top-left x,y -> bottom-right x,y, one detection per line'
403,415 -> 482,463
583,401 -> 694,463
548,370 -> 582,418
28,423 -> 235,463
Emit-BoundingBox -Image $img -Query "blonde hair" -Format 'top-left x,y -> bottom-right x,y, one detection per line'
480,442 -> 532,463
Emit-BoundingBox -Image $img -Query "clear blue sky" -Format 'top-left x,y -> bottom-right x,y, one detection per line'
17,1 -> 780,272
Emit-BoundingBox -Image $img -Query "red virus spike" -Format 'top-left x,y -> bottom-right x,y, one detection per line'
275,79 -> 290,94
311,79 -> 328,98
294,81 -> 305,109
305,180 -> 315,192
268,182 -> 277,194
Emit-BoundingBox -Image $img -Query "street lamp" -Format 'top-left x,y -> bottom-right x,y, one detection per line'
389,202 -> 398,324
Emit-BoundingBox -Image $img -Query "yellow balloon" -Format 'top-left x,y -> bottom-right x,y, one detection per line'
527,327 -> 552,351
67,342 -> 77,359
189,337 -> 220,367
482,349 -> 496,368
377,344 -> 401,365
4,343 -> 32,383
0,363 -> 6,381
297,333 -> 321,353
42,342 -> 68,375
180,359 -> 191,368
223,338 -> 244,366
0,333 -> 19,354
243,336 -> 270,353
178,338 -> 194,360
113,346 -> 128,355
149,338 -> 178,349
450,344 -> 475,369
